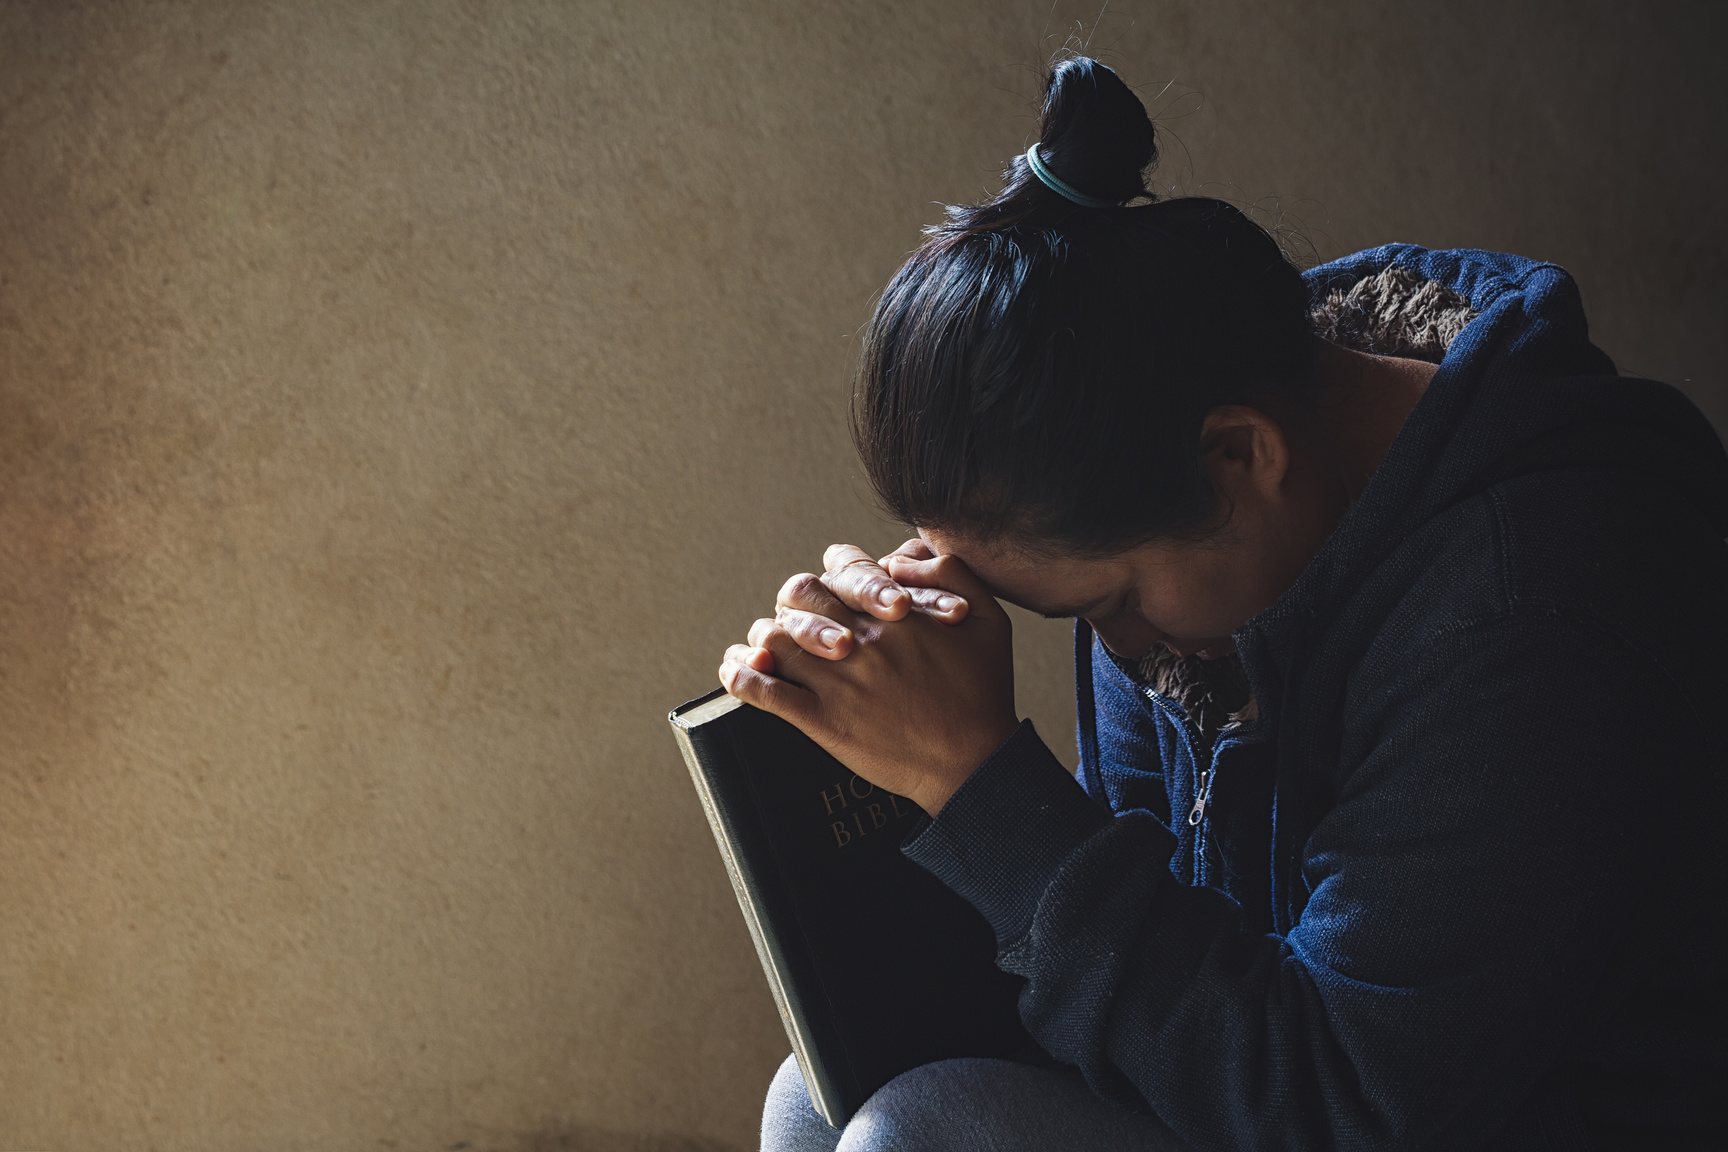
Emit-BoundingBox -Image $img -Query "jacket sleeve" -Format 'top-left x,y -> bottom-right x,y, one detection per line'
903,615 -> 1690,1151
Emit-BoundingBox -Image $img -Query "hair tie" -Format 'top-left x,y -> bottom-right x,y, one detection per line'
1024,144 -> 1116,209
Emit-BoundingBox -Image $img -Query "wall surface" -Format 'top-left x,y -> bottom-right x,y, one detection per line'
0,1 -> 1721,1149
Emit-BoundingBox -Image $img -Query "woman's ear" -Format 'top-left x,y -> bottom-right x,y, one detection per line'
1198,406 -> 1292,503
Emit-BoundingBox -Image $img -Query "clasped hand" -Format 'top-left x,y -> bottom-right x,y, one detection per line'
719,540 -> 1018,816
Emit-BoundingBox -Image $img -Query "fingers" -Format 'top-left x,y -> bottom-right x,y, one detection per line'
727,613 -> 814,681
745,616 -> 846,681
762,560 -> 958,666
885,552 -> 999,619
777,571 -> 854,619
772,575 -> 860,659
814,542 -> 967,624
722,623 -> 822,730
878,538 -> 967,619
723,641 -> 777,675
821,545 -> 910,620
774,608 -> 853,659
718,652 -> 820,730
903,585 -> 969,623
767,608 -> 854,660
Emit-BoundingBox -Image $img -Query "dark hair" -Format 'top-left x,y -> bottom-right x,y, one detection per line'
852,56 -> 1314,555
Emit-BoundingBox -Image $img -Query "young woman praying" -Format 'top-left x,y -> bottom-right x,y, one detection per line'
721,57 -> 1726,1152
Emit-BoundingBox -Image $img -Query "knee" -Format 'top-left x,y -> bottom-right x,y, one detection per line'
765,1057 -> 983,1152
834,1058 -> 1179,1152
836,1059 -> 997,1152
762,1054 -> 838,1152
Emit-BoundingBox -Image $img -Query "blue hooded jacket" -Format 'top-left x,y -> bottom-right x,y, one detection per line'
903,246 -> 1728,1150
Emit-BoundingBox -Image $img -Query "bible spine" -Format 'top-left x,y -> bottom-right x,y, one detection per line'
670,694 -> 848,1125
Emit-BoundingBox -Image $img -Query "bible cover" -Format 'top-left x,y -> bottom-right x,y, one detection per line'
669,688 -> 1045,1126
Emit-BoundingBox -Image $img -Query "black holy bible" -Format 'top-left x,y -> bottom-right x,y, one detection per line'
669,688 -> 1046,1126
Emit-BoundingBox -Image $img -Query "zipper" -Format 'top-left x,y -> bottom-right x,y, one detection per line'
1187,768 -> 1214,826
1143,686 -> 1215,886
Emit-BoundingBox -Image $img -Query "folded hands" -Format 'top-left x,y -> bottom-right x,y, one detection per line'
719,540 -> 1019,816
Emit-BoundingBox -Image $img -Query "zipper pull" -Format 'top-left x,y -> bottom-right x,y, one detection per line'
1187,769 -> 1213,826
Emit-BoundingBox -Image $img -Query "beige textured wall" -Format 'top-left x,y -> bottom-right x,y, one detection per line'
1,2 -> 1720,1149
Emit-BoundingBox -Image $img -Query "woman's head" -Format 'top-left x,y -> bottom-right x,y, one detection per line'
915,398 -> 1337,659
852,56 -> 1315,560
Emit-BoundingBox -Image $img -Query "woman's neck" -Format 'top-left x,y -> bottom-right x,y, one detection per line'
1307,338 -> 1438,501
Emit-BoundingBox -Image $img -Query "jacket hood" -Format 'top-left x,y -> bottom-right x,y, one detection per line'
1094,246 -> 1728,756
1264,245 -> 1728,640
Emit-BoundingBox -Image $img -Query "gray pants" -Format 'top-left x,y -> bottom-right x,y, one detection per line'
761,1054 -> 1188,1152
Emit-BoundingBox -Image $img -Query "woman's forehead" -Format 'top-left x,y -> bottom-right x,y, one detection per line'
919,527 -> 1132,615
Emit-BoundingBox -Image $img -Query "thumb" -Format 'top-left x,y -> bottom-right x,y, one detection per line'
878,537 -> 936,565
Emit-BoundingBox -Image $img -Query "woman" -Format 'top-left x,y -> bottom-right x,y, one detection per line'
722,57 -> 1725,1152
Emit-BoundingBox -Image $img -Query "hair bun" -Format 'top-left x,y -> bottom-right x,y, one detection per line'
1034,57 -> 1156,206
